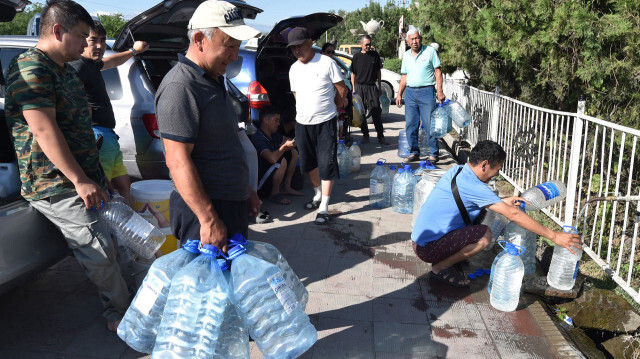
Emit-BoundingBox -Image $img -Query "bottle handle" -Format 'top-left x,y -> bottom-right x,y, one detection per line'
498,240 -> 526,255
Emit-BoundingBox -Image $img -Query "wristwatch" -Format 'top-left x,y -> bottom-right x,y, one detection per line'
130,48 -> 136,56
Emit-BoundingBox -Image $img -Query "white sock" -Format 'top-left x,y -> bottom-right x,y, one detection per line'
318,195 -> 330,214
313,186 -> 322,202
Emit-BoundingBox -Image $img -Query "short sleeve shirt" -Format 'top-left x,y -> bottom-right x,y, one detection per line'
350,50 -> 382,85
411,164 -> 501,246
289,53 -> 343,125
400,45 -> 441,87
5,48 -> 106,201
250,128 -> 283,157
69,57 -> 116,128
155,54 -> 248,201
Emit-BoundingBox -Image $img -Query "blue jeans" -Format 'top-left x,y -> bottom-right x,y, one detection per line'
405,86 -> 438,157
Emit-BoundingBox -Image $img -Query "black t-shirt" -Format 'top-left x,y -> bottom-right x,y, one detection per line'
69,57 -> 116,128
350,50 -> 382,85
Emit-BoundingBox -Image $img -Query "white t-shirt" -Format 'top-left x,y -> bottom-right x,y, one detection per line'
289,53 -> 343,125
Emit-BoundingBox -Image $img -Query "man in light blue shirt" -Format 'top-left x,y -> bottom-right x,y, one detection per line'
412,141 -> 583,287
396,28 -> 444,162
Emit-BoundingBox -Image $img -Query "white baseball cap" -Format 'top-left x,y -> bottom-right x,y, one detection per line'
188,0 -> 260,41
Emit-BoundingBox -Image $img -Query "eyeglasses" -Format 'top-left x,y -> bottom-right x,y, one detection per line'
363,43 -> 372,47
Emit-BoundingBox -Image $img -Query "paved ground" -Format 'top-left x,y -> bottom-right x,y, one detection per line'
0,106 -> 585,358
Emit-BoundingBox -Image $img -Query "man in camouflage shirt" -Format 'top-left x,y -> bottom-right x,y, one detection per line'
4,0 -> 130,332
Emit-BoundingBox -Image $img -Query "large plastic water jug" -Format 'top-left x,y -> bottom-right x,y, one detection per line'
448,100 -> 472,128
100,201 -> 166,259
379,92 -> 390,115
418,125 -> 428,156
504,220 -> 537,276
227,244 -> 317,359
349,141 -> 361,173
392,166 -> 417,214
117,239 -> 201,354
547,226 -> 583,290
411,169 -> 446,228
490,241 -> 525,312
0,162 -> 20,199
430,100 -> 452,138
228,234 -> 309,309
337,140 -> 350,178
370,159 -> 392,209
481,209 -> 509,250
152,245 -> 229,358
214,268 -> 250,359
397,129 -> 409,158
520,180 -> 567,211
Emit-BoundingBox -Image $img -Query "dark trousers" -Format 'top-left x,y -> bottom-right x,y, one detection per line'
355,83 -> 384,138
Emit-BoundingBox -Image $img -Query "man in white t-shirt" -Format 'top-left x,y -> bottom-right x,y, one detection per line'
288,27 -> 349,224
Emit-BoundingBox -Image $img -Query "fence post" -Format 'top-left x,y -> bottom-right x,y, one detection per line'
564,95 -> 586,226
489,87 -> 500,141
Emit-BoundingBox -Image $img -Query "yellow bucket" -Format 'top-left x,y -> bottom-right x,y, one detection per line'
130,180 -> 178,254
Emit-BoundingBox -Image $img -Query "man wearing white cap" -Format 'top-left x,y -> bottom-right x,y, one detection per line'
155,0 -> 262,251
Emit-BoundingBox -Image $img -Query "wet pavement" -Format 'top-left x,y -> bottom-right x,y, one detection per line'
0,106 -> 585,358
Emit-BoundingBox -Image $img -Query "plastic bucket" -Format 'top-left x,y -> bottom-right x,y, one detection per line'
130,180 -> 178,254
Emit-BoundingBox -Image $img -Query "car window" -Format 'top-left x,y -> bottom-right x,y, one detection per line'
0,47 -> 26,80
101,67 -> 123,100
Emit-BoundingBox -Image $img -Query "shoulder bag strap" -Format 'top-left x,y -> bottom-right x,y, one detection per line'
451,166 -> 472,226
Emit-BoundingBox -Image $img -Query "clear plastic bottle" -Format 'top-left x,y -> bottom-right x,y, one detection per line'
504,221 -> 537,276
430,100 -> 451,138
490,241 -> 525,312
520,180 -> 567,211
370,160 -> 391,209
397,129 -> 409,158
481,209 -> 509,251
418,125 -> 428,156
448,100 -> 472,128
214,270 -> 250,359
379,92 -> 390,115
117,239 -> 201,354
392,166 -> 417,214
487,250 -> 505,295
388,165 -> 397,199
152,244 -> 229,359
411,169 -> 446,228
228,246 -> 317,359
352,91 -> 364,116
547,226 -> 583,290
349,141 -> 361,173
100,201 -> 166,259
337,140 -> 350,179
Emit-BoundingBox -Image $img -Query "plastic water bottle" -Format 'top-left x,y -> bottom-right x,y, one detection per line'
411,169 -> 446,227
152,245 -> 229,359
379,92 -> 390,115
504,221 -> 537,276
214,269 -> 250,359
481,209 -> 509,250
430,101 -> 451,138
547,226 -> 583,290
418,125 -> 428,156
448,100 -> 472,128
228,245 -> 317,359
392,166 -> 417,214
117,240 -> 201,354
388,165 -> 397,197
352,92 -> 364,117
487,251 -> 505,295
520,180 -> 567,211
370,160 -> 391,209
490,241 -> 525,312
413,161 -> 436,179
349,141 -> 361,173
100,201 -> 166,259
337,140 -> 350,178
397,129 -> 409,158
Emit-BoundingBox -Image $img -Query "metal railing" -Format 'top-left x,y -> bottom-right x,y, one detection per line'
444,79 -> 640,302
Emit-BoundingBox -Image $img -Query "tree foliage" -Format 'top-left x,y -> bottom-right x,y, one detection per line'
97,13 -> 127,39
0,3 -> 43,35
413,0 -> 640,128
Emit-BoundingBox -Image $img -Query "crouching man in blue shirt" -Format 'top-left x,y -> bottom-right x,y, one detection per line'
411,140 -> 583,287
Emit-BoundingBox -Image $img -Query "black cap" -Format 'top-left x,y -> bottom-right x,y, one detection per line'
287,27 -> 310,47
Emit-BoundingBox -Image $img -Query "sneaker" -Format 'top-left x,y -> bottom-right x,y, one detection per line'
405,154 -> 420,162
361,135 -> 370,144
377,136 -> 390,145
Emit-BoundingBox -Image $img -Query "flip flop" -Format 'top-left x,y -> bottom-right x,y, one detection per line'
315,212 -> 331,225
255,211 -> 272,224
304,199 -> 321,210
267,193 -> 291,205
428,156 -> 439,163
430,267 -> 469,287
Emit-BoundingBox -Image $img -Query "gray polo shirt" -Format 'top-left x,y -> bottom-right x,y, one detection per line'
155,54 -> 248,201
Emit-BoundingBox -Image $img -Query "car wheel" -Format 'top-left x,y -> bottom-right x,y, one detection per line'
381,81 -> 393,99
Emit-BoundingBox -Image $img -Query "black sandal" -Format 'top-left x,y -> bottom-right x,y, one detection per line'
430,267 -> 469,287
255,211 -> 272,224
304,199 -> 321,210
314,212 -> 331,225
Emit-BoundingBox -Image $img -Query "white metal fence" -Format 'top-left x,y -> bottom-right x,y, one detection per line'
444,80 -> 640,302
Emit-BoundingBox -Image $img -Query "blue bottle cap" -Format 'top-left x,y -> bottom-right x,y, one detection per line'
468,273 -> 476,279
484,269 -> 491,275
404,165 -> 411,170
200,244 -> 219,256
183,239 -> 201,254
475,269 -> 484,277
376,160 -> 384,166
339,139 -> 344,144
389,165 -> 397,170
398,168 -> 405,173
226,243 -> 247,260
419,161 -> 427,168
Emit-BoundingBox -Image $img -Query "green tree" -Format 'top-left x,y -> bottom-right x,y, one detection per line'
0,3 -> 43,35
98,13 -> 127,39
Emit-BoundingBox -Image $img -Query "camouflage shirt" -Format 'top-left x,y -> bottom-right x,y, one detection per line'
5,47 -> 106,201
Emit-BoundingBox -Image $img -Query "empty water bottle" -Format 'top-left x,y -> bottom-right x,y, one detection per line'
388,165 -> 397,198
117,239 -> 201,354
448,100 -> 472,128
418,125 -> 428,156
490,241 -> 525,312
411,169 -> 446,228
370,159 -> 392,209
379,92 -> 390,115
481,209 -> 509,250
228,245 -> 317,359
214,269 -> 250,359
430,100 -> 451,138
547,226 -> 583,290
352,92 -> 364,117
413,161 -> 435,179
349,141 -> 361,173
504,221 -> 537,276
397,129 -> 409,158
152,244 -> 229,359
100,201 -> 166,259
337,140 -> 350,178
392,166 -> 417,214
520,180 -> 567,211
